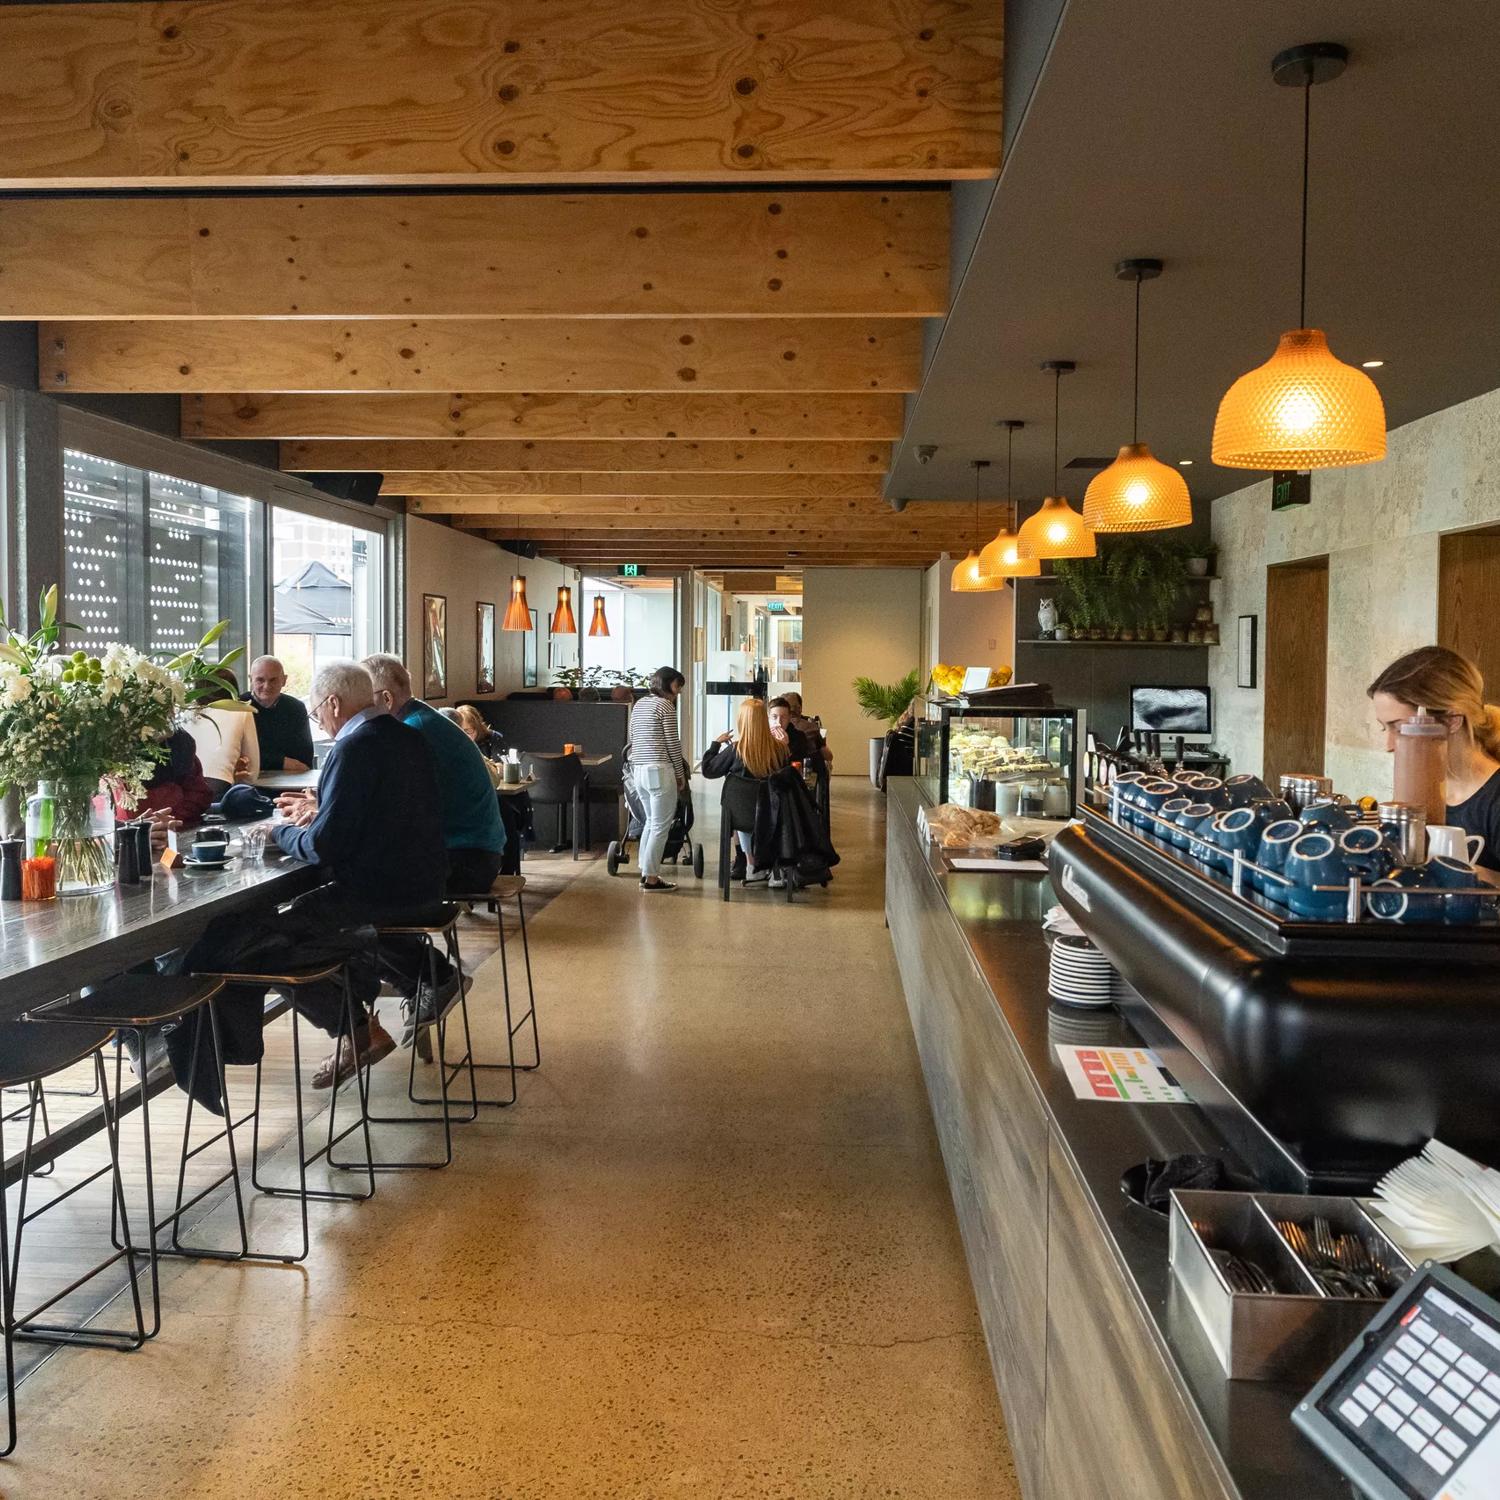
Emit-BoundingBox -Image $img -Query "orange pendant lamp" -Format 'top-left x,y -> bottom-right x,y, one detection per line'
1212,43 -> 1385,470
587,594 -> 610,637
1016,362 -> 1096,561
1084,260 -> 1192,532
550,584 -> 578,635
978,421 -> 1042,580
501,574 -> 531,631
951,460 -> 1008,593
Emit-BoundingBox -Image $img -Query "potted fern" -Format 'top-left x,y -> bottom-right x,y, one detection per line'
853,669 -> 921,787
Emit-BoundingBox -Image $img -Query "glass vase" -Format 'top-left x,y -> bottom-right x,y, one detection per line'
26,776 -> 116,895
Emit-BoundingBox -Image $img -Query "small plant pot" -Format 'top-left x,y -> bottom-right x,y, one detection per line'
1089,627 -> 1104,641
1120,628 -> 1136,642
1187,556 -> 1210,577
1106,628 -> 1122,642
1205,624 -> 1221,645
1054,625 -> 1070,642
1152,628 -> 1169,643
1170,627 -> 1187,643
1188,627 -> 1205,644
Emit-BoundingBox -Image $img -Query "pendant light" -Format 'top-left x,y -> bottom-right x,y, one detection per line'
978,421 -> 1042,579
1212,42 -> 1385,469
1084,260 -> 1192,532
1016,362 -> 1095,561
550,583 -> 578,635
587,594 -> 610,637
950,460 -> 1008,593
501,574 -> 531,631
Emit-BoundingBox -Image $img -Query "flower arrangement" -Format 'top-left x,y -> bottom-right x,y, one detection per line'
0,586 -> 246,892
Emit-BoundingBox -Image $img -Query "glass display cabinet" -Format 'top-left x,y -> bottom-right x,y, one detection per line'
914,695 -> 1084,818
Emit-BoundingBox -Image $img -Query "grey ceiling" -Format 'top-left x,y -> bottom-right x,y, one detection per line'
891,0 -> 1500,508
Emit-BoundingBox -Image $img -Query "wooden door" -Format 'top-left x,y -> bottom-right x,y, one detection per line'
1439,527 -> 1500,691
1262,558 -> 1329,786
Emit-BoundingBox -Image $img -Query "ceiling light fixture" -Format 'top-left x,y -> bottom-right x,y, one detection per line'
978,421 -> 1042,580
1212,42 -> 1386,470
501,574 -> 531,631
1361,360 -> 1385,369
951,460 -> 1008,593
1084,259 -> 1192,532
1179,459 -> 1194,466
1016,362 -> 1096,561
587,594 -> 610,637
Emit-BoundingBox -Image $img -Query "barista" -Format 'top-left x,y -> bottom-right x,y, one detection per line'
1368,645 -> 1500,882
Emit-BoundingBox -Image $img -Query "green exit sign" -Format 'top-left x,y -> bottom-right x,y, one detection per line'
617,564 -> 645,577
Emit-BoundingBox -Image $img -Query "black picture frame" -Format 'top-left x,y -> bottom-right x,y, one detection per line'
523,607 -> 539,687
1237,614 -> 1258,689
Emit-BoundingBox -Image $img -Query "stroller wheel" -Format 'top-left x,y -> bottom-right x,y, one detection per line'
606,840 -> 621,877
692,843 -> 705,879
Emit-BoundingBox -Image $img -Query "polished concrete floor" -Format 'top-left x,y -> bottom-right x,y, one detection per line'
5,781 -> 1016,1499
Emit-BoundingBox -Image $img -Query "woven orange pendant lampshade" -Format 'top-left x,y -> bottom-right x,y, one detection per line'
501,575 -> 531,631
1016,497 -> 1096,561
950,550 -> 1008,593
587,595 -> 610,637
1084,443 -> 1193,531
550,585 -> 578,635
1211,328 -> 1386,469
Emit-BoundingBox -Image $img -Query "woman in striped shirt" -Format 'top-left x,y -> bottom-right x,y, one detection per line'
629,666 -> 687,892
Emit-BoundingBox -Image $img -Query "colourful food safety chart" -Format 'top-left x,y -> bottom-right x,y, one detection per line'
1055,1044 -> 1190,1105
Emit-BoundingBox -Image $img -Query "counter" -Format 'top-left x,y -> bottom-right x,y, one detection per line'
884,778 -> 1347,1500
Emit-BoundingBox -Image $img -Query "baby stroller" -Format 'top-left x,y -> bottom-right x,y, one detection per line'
607,753 -> 705,879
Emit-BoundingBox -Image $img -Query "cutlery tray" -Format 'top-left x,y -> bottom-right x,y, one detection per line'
1170,1190 -> 1416,1381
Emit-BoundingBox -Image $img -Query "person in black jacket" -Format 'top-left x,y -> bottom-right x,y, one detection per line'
242,655 -> 317,773
180,660 -> 449,1094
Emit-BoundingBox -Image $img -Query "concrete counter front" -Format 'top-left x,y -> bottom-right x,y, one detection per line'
883,779 -> 1346,1500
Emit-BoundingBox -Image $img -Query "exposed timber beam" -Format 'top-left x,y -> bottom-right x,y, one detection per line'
388,472 -> 885,499
41,319 -> 922,394
0,193 -> 945,320
183,392 -> 908,442
282,440 -> 889,474
410,495 -> 977,521
0,2 -> 999,188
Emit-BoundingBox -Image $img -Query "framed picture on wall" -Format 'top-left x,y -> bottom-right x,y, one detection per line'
1237,614 -> 1258,689
523,608 -> 539,687
422,593 -> 447,699
475,601 -> 496,694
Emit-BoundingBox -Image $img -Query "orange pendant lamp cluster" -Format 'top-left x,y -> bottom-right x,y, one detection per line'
1212,42 -> 1385,470
550,584 -> 578,635
587,594 -> 610,637
501,574 -> 531,631
1016,362 -> 1095,562
977,421 -> 1041,580
950,460 -> 1008,593
1084,260 -> 1192,533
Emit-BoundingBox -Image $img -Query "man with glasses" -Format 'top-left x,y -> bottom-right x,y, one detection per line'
184,660 -> 449,1091
242,654 -> 316,774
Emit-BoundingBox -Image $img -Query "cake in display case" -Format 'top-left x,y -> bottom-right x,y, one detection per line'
914,694 -> 1083,818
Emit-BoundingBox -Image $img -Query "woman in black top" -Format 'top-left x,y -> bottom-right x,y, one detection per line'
1368,645 -> 1500,883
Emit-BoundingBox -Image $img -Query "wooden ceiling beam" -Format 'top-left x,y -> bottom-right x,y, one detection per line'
410,495 -> 984,520
42,318 -> 921,394
283,439 -> 889,475
0,192 -> 944,320
183,392 -> 907,442
400,475 -> 885,500
0,2 -> 999,188
457,515 -> 993,535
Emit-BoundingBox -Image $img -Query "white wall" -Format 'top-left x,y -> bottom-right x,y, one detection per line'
921,557 -> 1018,684
801,567 -> 923,775
1211,382 -> 1500,797
404,515 -> 577,700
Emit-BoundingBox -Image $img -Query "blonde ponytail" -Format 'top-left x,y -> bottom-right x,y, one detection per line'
1477,704 -> 1500,762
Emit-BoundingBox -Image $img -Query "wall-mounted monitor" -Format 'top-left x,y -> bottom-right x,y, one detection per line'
1130,685 -> 1212,737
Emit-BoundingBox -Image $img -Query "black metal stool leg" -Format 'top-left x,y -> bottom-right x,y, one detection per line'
513,894 -> 540,1071
0,1106 -> 15,1458
408,926 -> 479,1118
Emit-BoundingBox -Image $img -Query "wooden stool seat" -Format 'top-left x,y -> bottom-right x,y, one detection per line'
31,974 -> 226,1029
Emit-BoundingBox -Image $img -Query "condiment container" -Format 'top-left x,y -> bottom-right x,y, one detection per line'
1393,708 -> 1449,826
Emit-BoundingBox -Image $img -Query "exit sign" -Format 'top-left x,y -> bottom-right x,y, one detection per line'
617,564 -> 645,577
1271,470 -> 1311,510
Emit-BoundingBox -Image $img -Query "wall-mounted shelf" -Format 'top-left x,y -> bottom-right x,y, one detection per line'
1018,638 -> 1213,648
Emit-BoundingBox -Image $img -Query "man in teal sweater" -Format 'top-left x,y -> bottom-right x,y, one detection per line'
362,654 -> 505,1036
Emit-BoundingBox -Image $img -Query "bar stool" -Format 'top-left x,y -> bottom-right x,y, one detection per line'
451,874 -> 541,1107
1,1020 -> 146,1458
364,908 -> 476,1169
26,974 -> 245,1340
198,960 -> 376,1265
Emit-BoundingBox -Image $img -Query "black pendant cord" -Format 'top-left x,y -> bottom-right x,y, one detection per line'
1052,366 -> 1061,494
1299,76 -> 1311,328
972,462 -> 981,549
1132,273 -> 1142,444
1006,424 -> 1016,529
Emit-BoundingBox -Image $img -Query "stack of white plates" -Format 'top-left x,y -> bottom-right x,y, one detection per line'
1047,934 -> 1121,1009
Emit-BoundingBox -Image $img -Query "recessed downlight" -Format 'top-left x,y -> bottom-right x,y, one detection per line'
1361,359 -> 1385,368
1178,459 -> 1194,466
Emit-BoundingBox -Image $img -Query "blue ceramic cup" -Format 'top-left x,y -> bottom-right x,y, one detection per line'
1202,806 -> 1260,874
1428,855 -> 1483,925
1246,797 -> 1295,832
1132,779 -> 1181,833
1160,796 -> 1193,848
1337,823 -> 1397,879
1255,818 -> 1305,901
1175,802 -> 1218,861
1223,773 -> 1273,808
1284,830 -> 1354,919
1367,866 -> 1437,923
1299,801 -> 1358,833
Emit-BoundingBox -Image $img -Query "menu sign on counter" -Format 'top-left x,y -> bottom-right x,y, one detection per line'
1055,1044 -> 1189,1105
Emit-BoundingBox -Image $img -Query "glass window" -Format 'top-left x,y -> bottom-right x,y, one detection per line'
63,450 -> 259,666
272,507 -> 386,716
